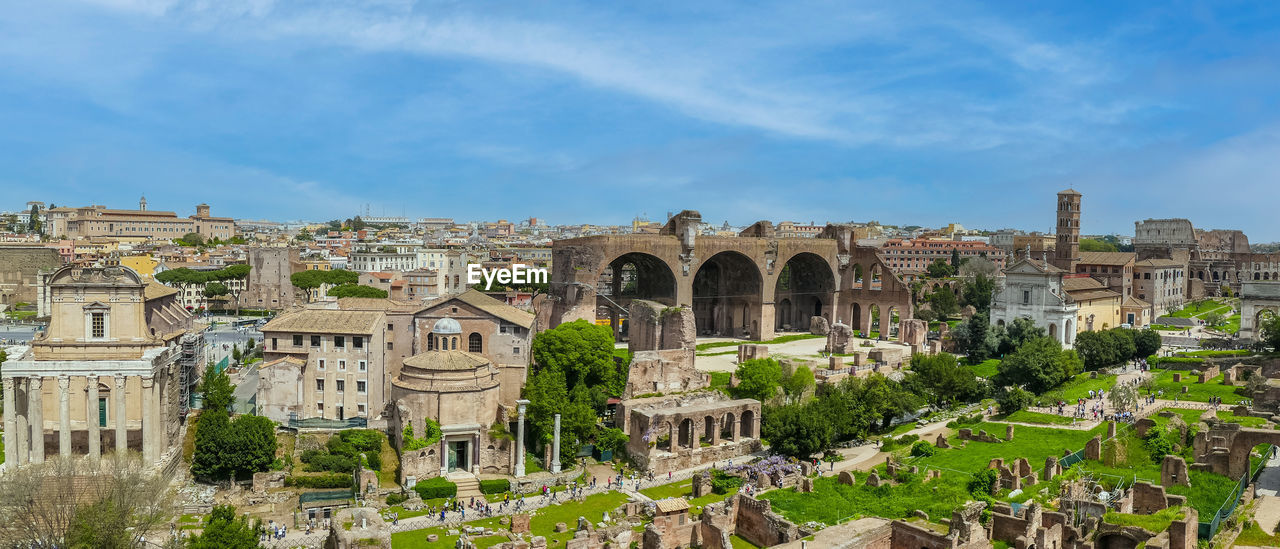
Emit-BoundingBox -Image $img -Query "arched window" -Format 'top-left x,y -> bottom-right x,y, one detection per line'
451,337 -> 458,350
468,333 -> 482,353
427,333 -> 435,351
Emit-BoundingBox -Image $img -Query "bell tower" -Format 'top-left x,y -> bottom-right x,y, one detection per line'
1053,189 -> 1081,271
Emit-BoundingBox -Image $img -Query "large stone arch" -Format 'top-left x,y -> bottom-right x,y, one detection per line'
692,251 -> 763,338
598,251 -> 679,341
773,252 -> 836,332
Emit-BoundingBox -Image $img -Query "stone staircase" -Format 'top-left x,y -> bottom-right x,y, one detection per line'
449,473 -> 483,499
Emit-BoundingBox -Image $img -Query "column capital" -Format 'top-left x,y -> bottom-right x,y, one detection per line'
57,376 -> 70,389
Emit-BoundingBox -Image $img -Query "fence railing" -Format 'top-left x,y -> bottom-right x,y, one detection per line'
1198,444 -> 1274,539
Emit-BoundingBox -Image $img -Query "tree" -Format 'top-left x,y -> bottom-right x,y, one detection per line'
187,505 -> 261,549
1079,238 -> 1119,252
997,386 -> 1033,414
961,273 -> 996,314
952,313 -> 994,363
903,352 -> 986,406
191,367 -> 277,482
926,259 -> 956,279
996,317 -> 1046,355
326,284 -> 389,298
177,232 -> 206,246
290,269 -> 360,302
1133,329 -> 1162,358
996,336 -> 1081,394
26,204 -> 40,234
1075,328 -> 1138,370
595,428 -> 629,456
295,228 -> 314,241
761,402 -> 833,459
0,456 -> 172,548
733,358 -> 784,403
950,248 -> 962,269
530,320 -> 620,398
928,286 -> 960,318
204,281 -> 229,299
1108,384 -> 1137,413
781,365 -> 815,400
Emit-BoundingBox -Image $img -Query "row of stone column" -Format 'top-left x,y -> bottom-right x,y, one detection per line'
2,374 -> 162,467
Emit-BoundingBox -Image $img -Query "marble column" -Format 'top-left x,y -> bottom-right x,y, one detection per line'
58,376 -> 70,458
551,413 -> 562,474
115,375 -> 127,455
3,377 -> 16,467
87,377 -> 100,460
142,376 -> 156,463
28,376 -> 44,464
515,399 -> 529,477
15,379 -> 28,466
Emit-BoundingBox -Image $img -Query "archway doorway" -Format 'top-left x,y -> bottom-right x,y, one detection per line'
693,252 -> 763,338
773,253 -> 835,332
597,252 -> 678,341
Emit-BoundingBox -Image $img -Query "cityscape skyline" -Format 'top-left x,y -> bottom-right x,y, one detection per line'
3,2 -> 1280,238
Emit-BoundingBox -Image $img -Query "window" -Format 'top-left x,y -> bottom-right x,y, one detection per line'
359,360 -> 367,372
357,380 -> 366,393
513,347 -> 520,355
272,338 -> 278,350
318,359 -> 326,370
316,379 -> 325,391
468,333 -> 482,353
311,335 -> 321,347
387,323 -> 393,331
334,336 -> 345,348
387,342 -> 393,350
353,336 -> 363,349
427,335 -> 434,351
336,380 -> 345,393
293,334 -> 303,346
91,312 -> 105,338
338,360 -> 346,371
1022,290 -> 1030,305
358,403 -> 366,415
317,403 -> 324,414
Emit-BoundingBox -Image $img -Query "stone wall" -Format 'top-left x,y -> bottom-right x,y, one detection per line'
732,495 -> 803,548
0,245 -> 63,307
626,349 -> 707,398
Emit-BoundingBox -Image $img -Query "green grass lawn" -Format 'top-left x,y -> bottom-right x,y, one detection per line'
378,436 -> 400,488
730,534 -> 760,548
1103,507 -> 1184,533
997,410 -> 1078,426
390,491 -> 628,548
1166,300 -> 1232,319
915,422 -> 1107,474
389,517 -> 506,549
1150,324 -> 1186,332
639,478 -> 732,512
970,359 -> 1000,379
1038,373 -> 1117,405
1177,349 -> 1252,358
1221,314 -> 1241,334
1153,408 -> 1210,428
762,472 -> 975,525
1149,370 -> 1246,404
1235,521 -> 1280,547
1217,411 -> 1270,428
695,333 -> 823,351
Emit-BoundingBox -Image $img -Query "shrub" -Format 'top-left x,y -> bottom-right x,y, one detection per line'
967,468 -> 998,497
881,434 -> 919,452
413,477 -> 457,500
300,449 -> 325,464
364,450 -> 381,471
339,429 -> 384,452
385,493 -> 408,506
711,470 -> 744,495
303,453 -> 356,473
910,441 -> 937,458
327,436 -> 358,458
480,479 -> 510,494
285,474 -> 353,489
997,387 -> 1033,414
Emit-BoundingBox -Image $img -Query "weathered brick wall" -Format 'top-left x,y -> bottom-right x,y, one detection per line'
887,521 -> 955,549
0,246 -> 63,306
732,495 -> 801,548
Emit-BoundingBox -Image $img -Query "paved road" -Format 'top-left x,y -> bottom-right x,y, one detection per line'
0,324 -> 39,344
1253,450 -> 1280,535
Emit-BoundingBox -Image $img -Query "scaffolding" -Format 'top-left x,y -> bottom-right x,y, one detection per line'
179,332 -> 204,417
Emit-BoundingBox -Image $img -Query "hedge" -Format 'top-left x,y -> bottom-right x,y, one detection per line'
413,477 -> 457,500
385,493 -> 408,506
285,474 -> 353,489
1149,356 -> 1204,368
479,479 -> 510,495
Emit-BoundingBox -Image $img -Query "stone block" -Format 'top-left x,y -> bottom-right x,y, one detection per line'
799,477 -> 814,493
427,534 -> 439,542
827,323 -> 854,354
810,316 -> 830,335
898,319 -> 927,347
936,434 -> 950,449
1084,436 -> 1102,461
555,523 -> 568,533
1162,455 -> 1190,488
1173,373 -> 1182,382
1006,424 -> 1015,441
838,471 -> 855,485
866,472 -> 881,487
511,514 -> 531,534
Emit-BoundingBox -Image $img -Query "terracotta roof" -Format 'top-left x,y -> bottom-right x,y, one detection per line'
654,498 -> 690,513
1136,259 -> 1183,268
144,282 -> 179,300
1067,288 -> 1121,302
261,309 -> 383,335
420,289 -> 534,328
1058,188 -> 1082,196
1076,252 -> 1135,266
1122,295 -> 1150,308
336,297 -> 421,312
402,350 -> 491,371
1062,277 -> 1105,292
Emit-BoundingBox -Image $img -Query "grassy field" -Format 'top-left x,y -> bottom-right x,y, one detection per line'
695,333 -> 823,352
1149,324 -> 1186,332
1103,507 -> 1184,533
1216,411 -> 1271,428
1235,521 -> 1280,547
378,435 -> 400,487
389,517 -> 506,548
1166,300 -> 1232,319
915,421 -> 1107,474
389,491 -> 628,548
970,359 -> 1000,379
997,410 -> 1078,426
729,535 -> 760,548
639,478 -> 733,512
1149,370 -> 1246,404
762,472 -> 975,525
1153,408 -> 1211,428
1039,373 -> 1118,405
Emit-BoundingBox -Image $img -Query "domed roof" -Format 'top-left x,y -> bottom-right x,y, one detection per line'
432,317 -> 462,334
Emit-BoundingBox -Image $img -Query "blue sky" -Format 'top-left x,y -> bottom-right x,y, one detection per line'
3,1 -> 1280,239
